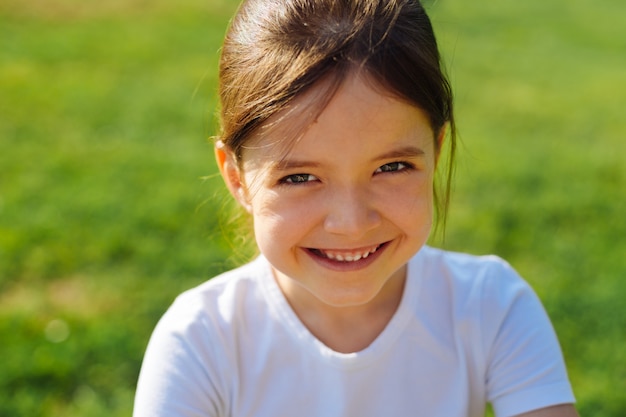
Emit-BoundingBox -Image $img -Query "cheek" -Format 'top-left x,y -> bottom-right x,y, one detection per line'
376,176 -> 435,227
379,173 -> 434,204
249,192 -> 315,249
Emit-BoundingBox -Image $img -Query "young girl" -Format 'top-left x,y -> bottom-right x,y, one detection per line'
134,1 -> 578,416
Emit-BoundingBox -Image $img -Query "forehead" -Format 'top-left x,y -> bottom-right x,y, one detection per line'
241,73 -> 434,167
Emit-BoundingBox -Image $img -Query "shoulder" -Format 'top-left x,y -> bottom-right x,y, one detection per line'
405,246 -> 539,353
411,246 -> 544,353
414,248 -> 575,416
419,245 -> 516,274
134,257 -> 273,416
416,245 -> 529,301
178,256 -> 268,303
162,256 -> 271,329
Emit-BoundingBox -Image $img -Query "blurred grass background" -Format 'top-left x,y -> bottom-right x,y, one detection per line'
0,0 -> 624,415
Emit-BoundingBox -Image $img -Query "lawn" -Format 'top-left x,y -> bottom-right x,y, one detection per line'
1,0 -> 624,415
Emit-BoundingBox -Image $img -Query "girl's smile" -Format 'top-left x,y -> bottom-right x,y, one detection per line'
217,71 -> 441,313
304,242 -> 388,271
308,243 -> 383,262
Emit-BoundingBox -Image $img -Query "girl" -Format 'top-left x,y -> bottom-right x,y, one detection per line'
134,1 -> 578,416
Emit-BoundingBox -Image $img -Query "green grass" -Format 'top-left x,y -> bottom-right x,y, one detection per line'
1,0 -> 625,415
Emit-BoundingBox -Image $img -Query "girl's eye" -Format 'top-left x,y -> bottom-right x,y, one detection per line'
280,173 -> 318,184
375,161 -> 411,174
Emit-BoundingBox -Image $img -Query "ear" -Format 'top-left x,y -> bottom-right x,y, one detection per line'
434,123 -> 448,166
215,141 -> 252,213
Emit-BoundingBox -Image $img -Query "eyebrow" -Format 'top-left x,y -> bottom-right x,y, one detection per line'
274,159 -> 321,171
371,145 -> 425,162
274,145 -> 426,171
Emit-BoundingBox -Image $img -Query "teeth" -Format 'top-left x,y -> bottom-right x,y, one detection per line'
321,245 -> 380,262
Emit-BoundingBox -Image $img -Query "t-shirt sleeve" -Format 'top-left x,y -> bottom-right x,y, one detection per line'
481,260 -> 575,417
133,295 -> 226,417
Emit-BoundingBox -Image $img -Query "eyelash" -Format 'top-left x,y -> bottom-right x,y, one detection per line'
279,173 -> 319,185
374,161 -> 414,174
278,161 -> 414,186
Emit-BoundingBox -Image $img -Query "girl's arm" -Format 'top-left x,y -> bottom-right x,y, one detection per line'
514,404 -> 579,417
479,259 -> 577,416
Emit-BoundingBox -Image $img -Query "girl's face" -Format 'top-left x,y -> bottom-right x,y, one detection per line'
218,74 -> 439,310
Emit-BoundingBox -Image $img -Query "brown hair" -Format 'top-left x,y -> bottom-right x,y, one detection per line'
218,0 -> 456,228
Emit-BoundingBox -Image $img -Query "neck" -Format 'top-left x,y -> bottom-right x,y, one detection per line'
275,267 -> 407,353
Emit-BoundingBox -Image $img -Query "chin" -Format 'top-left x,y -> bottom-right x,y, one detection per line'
311,285 -> 385,308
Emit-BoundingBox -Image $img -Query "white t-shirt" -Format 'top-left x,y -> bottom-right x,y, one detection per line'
133,246 -> 575,417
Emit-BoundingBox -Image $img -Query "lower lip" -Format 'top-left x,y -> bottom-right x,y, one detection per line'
303,242 -> 389,272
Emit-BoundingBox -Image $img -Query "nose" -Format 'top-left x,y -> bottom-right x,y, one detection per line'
323,187 -> 382,236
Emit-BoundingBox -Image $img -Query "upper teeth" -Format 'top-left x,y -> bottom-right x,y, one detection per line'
322,245 -> 379,262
